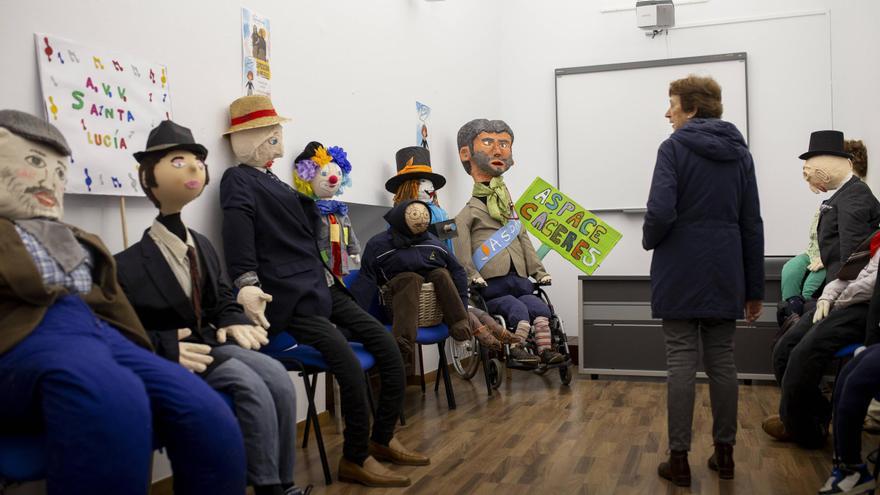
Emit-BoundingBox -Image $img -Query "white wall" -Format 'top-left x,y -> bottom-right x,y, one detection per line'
497,0 -> 880,340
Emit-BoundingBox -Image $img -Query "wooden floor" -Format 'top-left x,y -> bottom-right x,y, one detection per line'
292,369 -> 880,495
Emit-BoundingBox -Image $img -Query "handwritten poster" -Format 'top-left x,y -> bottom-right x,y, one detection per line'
241,7 -> 271,96
514,177 -> 622,275
34,34 -> 172,196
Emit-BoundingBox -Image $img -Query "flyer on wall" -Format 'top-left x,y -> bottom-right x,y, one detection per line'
241,7 -> 271,96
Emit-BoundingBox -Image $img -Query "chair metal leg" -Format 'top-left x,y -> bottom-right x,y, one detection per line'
399,408 -> 407,426
481,345 -> 493,396
301,373 -> 314,448
365,371 -> 377,416
418,344 -> 426,394
438,341 -> 456,409
299,371 -> 332,484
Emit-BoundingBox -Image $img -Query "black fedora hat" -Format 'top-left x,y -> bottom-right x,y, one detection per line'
133,120 -> 208,163
799,130 -> 853,160
384,146 -> 446,193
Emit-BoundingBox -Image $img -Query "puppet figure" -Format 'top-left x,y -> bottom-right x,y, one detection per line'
0,109 -> 246,494
117,120 -> 308,495
293,141 -> 360,277
453,118 -> 562,366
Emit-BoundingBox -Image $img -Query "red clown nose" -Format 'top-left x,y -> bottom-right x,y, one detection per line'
329,175 -> 339,185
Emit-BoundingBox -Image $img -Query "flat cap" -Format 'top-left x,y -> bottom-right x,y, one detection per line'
0,109 -> 71,156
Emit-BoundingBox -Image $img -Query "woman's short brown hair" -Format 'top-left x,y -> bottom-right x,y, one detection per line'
845,139 -> 868,178
669,75 -> 723,119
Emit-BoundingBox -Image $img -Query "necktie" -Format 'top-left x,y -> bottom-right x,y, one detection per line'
186,246 -> 202,329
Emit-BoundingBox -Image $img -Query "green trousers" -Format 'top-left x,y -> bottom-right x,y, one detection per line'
781,253 -> 826,300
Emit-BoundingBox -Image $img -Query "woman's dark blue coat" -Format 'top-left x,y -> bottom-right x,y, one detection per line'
643,118 -> 765,320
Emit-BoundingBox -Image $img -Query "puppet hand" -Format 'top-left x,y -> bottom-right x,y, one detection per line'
237,286 -> 273,329
472,276 -> 487,288
813,300 -> 831,323
177,329 -> 213,373
217,324 -> 269,350
538,275 -> 552,285
349,254 -> 361,265
808,259 -> 824,272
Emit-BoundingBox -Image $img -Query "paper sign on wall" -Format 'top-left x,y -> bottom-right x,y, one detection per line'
416,101 -> 430,149
34,33 -> 172,196
241,7 -> 271,96
514,177 -> 622,275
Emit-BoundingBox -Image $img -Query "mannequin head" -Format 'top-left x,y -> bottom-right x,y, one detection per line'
803,154 -> 852,193
457,119 -> 515,182
224,95 -> 289,168
293,141 -> 352,199
138,150 -> 208,215
392,178 -> 439,206
404,201 -> 430,234
0,110 -> 71,220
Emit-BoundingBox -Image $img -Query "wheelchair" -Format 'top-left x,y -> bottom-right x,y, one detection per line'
447,281 -> 573,395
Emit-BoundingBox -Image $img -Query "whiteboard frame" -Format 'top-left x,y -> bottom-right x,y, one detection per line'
554,52 -> 749,211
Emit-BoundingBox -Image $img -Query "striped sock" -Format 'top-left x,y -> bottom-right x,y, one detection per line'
534,316 -> 551,352
515,320 -> 531,342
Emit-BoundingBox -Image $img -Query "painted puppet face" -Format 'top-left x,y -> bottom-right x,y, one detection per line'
148,150 -> 207,215
0,128 -> 68,220
469,131 -> 514,179
230,124 -> 284,168
803,155 -> 852,193
405,202 -> 431,234
417,178 -> 435,203
311,162 -> 343,199
665,94 -> 695,130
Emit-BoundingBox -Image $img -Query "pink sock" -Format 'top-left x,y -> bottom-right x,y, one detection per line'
514,321 -> 530,342
534,316 -> 551,352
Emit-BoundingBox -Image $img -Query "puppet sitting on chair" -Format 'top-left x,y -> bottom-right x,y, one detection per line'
0,110 -> 247,494
116,120 -> 307,495
453,118 -> 563,366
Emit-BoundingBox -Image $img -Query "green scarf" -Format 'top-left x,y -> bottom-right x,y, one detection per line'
472,177 -> 512,223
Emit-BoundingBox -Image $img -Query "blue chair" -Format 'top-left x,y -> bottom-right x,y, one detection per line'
0,393 -> 235,491
262,331 -> 376,485
343,269 -> 456,410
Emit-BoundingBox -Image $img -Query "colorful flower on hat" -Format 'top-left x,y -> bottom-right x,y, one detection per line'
293,145 -> 353,198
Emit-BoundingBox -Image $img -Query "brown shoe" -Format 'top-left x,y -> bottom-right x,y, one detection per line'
762,415 -> 793,442
708,443 -> 734,479
473,325 -> 503,351
369,438 -> 430,466
658,450 -> 691,487
449,319 -> 472,341
337,456 -> 411,487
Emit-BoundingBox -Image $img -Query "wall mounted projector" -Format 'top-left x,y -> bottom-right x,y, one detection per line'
636,0 -> 675,30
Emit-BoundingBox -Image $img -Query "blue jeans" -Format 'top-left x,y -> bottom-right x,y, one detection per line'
0,295 -> 247,495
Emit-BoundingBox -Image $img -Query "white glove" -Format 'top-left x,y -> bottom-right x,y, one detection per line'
538,274 -> 552,285
217,324 -> 269,350
349,254 -> 361,265
855,345 -> 867,356
808,259 -> 824,272
177,328 -> 213,373
472,276 -> 487,287
813,300 -> 831,323
237,285 -> 273,329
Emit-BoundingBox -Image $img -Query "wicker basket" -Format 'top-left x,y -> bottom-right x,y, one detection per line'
381,282 -> 444,327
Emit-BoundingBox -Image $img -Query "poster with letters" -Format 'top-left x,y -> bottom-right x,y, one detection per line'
241,7 -> 271,96
34,33 -> 172,196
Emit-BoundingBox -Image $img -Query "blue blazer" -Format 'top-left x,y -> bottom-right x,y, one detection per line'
220,165 -> 334,333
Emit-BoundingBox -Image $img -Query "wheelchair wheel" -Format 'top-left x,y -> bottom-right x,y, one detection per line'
559,365 -> 573,386
448,336 -> 480,380
487,358 -> 504,389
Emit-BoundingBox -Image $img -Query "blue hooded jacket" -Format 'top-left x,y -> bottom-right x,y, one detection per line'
643,118 -> 765,320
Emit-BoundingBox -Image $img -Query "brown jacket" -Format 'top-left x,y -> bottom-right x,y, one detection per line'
0,218 -> 150,355
453,197 -> 549,282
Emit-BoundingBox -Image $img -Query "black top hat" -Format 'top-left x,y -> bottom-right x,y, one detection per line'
133,120 -> 208,163
384,146 -> 446,193
799,130 -> 853,160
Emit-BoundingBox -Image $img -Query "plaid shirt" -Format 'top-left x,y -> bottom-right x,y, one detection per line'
15,224 -> 94,294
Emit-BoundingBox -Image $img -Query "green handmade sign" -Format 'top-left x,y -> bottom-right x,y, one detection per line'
514,177 -> 622,275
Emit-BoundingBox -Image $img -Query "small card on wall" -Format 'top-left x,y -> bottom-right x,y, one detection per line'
416,101 -> 431,150
33,33 -> 173,196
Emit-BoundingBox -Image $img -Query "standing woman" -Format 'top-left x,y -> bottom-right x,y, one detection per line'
643,75 -> 765,487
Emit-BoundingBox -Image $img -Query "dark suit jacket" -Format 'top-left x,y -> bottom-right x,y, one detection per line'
0,218 -> 149,355
114,228 -> 252,363
220,165 -> 334,333
818,176 -> 880,283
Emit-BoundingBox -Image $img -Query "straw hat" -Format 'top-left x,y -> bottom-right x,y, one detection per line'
223,95 -> 290,135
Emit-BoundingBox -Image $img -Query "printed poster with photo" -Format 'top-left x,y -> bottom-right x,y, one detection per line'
241,7 -> 271,96
416,101 -> 430,150
33,33 -> 173,196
